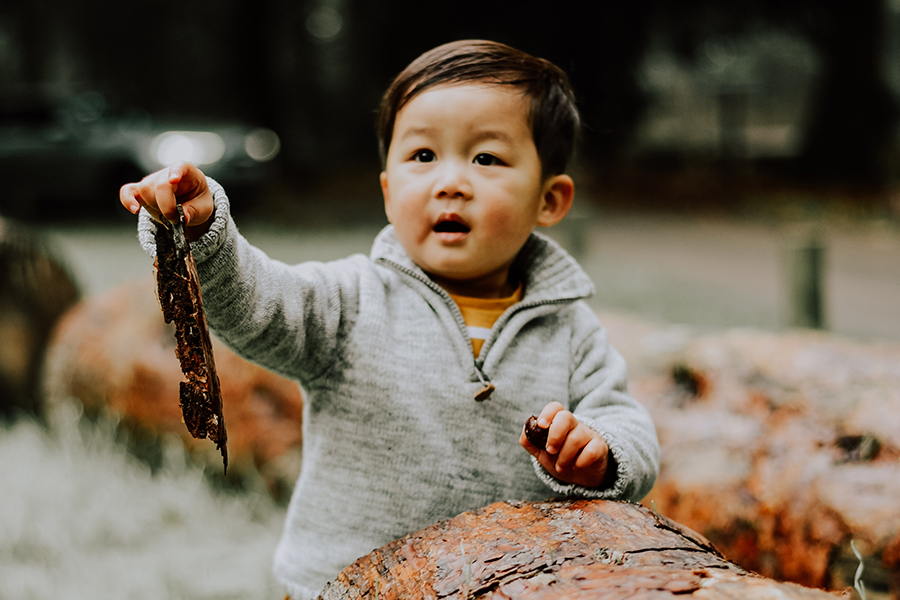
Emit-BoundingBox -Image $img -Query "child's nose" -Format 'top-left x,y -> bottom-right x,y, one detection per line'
433,161 -> 473,200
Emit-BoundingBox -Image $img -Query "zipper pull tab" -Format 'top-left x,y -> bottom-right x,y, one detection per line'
473,367 -> 494,401
474,383 -> 495,402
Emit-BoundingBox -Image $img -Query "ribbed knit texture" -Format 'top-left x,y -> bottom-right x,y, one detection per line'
138,179 -> 660,600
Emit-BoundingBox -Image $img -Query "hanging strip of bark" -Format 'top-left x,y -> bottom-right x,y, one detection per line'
153,205 -> 227,472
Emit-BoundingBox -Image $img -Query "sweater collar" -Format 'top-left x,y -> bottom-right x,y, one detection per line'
370,225 -> 594,303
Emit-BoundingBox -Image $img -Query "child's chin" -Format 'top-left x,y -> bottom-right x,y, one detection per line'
432,231 -> 470,244
422,262 -> 477,282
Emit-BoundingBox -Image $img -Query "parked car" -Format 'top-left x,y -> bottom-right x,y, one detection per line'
0,91 -> 281,220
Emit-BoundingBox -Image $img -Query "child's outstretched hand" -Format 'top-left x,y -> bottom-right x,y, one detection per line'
520,402 -> 612,489
119,162 -> 214,240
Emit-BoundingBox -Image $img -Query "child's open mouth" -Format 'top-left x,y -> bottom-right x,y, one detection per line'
433,215 -> 471,241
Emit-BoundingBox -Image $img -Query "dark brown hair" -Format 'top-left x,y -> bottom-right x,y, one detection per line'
376,40 -> 580,177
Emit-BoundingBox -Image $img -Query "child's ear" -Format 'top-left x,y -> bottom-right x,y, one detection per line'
380,171 -> 393,223
536,174 -> 574,228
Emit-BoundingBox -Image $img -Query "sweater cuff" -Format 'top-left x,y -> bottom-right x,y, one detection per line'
530,414 -> 630,501
135,176 -> 230,263
189,177 -> 230,264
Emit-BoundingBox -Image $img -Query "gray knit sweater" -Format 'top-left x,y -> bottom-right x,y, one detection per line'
138,180 -> 659,600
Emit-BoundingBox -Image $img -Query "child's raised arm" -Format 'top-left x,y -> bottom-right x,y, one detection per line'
120,161 -> 215,241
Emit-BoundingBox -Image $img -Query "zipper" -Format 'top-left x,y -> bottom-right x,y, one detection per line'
378,257 -> 584,401
378,258 -> 473,348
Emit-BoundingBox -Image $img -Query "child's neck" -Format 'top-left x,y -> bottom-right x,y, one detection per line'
429,272 -> 518,299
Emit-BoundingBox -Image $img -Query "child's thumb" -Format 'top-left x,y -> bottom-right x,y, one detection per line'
167,163 -> 184,185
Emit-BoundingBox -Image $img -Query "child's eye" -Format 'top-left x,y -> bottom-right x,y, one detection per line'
473,153 -> 502,166
412,149 -> 436,162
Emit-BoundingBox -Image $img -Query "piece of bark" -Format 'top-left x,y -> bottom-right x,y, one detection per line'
153,208 -> 228,472
317,499 -> 845,600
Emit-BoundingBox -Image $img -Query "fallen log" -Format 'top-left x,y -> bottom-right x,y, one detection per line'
624,327 -> 900,598
42,277 -> 304,499
318,498 -> 846,600
0,216 -> 79,420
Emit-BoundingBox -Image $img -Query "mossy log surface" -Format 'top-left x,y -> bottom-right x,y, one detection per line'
318,499 -> 844,600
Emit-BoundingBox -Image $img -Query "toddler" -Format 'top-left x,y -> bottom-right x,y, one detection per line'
120,39 -> 659,600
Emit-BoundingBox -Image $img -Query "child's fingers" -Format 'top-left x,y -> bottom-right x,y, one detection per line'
573,436 -> 608,471
168,162 -> 213,227
167,162 -> 187,185
519,429 -> 538,453
537,402 -> 564,429
154,172 -> 180,223
524,404 -> 610,487
537,402 -> 566,453
119,182 -> 142,214
118,164 -> 210,226
121,178 -> 166,223
544,408 -> 576,455
167,161 -> 199,195
551,421 -> 592,471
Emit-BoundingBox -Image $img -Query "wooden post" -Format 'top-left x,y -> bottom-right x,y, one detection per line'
559,204 -> 595,261
781,234 -> 826,329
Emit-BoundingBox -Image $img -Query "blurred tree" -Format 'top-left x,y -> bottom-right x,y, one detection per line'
648,0 -> 898,186
795,0 -> 897,185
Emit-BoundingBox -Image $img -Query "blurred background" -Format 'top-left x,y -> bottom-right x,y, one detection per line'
1,0 -> 899,333
3,0 -> 900,208
2,1 -> 900,598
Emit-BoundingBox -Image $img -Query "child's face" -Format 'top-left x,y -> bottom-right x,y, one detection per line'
380,83 -> 573,297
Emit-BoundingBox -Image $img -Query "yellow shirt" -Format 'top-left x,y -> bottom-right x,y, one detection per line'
448,285 -> 523,356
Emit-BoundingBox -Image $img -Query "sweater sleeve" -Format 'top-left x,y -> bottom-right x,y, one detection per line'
531,305 -> 659,503
137,178 -> 362,384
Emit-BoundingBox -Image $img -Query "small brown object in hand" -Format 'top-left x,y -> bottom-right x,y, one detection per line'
524,415 -> 549,450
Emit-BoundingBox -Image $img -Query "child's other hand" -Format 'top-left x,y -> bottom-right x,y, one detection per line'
520,402 -> 611,489
119,162 -> 214,239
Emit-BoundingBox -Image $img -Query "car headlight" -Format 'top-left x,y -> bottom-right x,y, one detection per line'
151,131 -> 226,166
244,128 -> 281,162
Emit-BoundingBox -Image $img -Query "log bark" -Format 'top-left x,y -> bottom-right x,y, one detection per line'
318,499 -> 845,600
